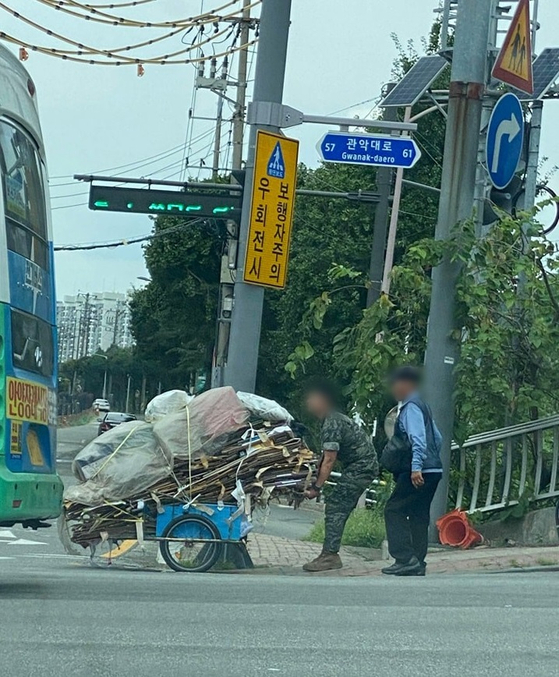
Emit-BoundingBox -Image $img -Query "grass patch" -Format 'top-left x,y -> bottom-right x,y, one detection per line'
305,508 -> 386,549
535,557 -> 557,567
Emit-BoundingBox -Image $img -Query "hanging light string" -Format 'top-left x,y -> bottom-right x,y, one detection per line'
0,0 -> 260,65
35,0 -> 250,28
0,7 -> 234,59
55,0 -> 157,8
0,29 -> 257,65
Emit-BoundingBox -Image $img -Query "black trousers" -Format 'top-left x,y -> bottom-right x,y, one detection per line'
384,472 -> 441,564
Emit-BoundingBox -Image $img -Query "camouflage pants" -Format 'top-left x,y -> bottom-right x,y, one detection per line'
324,463 -> 376,553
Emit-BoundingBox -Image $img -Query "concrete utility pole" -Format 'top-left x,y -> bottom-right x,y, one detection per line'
367,89 -> 397,306
224,0 -> 292,392
211,0 -> 251,388
231,0 -> 251,170
423,0 -> 492,525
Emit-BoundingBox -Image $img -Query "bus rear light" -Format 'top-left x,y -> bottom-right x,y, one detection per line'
12,500 -> 22,508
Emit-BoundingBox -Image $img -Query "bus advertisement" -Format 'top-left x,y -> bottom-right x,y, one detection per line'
0,45 -> 63,526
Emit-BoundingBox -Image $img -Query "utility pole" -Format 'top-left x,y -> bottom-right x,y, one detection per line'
231,0 -> 251,170
423,0 -> 492,525
367,88 -> 397,306
224,0 -> 292,393
211,57 -> 228,179
211,0 -> 251,388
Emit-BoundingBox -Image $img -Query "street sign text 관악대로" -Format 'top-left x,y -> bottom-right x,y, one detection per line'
318,132 -> 421,169
244,131 -> 299,289
492,0 -> 534,94
485,93 -> 524,190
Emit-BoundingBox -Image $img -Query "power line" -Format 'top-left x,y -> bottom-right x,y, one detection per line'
54,216 -> 207,250
50,127 -> 217,184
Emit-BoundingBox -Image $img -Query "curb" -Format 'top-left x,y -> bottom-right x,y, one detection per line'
484,565 -> 559,575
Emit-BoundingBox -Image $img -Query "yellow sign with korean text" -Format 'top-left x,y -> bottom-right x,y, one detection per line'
244,130 -> 299,289
6,377 -> 50,425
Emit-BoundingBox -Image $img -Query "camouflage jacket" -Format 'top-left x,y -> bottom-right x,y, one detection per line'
321,412 -> 379,473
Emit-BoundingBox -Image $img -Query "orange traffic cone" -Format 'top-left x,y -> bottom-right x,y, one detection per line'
436,509 -> 483,549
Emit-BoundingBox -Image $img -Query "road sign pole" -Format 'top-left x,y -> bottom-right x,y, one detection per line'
224,0 -> 292,393
423,0 -> 492,532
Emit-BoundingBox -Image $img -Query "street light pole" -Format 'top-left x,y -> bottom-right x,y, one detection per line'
224,0 -> 293,393
423,0 -> 492,526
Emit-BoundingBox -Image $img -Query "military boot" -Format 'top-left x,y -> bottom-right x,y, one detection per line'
303,551 -> 343,572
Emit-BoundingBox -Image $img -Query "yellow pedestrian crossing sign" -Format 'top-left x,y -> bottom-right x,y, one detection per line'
492,0 -> 534,94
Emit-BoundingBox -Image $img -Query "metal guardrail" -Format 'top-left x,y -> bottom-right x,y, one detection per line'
454,414 -> 559,514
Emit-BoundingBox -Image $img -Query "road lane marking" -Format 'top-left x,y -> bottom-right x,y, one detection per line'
0,529 -> 16,539
100,539 -> 138,559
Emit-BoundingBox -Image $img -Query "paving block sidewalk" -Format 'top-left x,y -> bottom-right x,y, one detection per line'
245,533 -> 559,577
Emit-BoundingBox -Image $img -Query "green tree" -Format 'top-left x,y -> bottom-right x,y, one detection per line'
129,215 -> 224,390
286,209 -> 559,441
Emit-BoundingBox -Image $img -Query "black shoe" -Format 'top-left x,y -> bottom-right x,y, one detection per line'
381,561 -> 404,575
382,557 -> 422,576
413,563 -> 427,577
395,557 -> 423,576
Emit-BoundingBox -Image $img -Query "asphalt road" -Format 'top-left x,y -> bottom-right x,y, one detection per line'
0,550 -> 558,677
0,425 -> 557,676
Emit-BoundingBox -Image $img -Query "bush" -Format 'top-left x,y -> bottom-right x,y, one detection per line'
305,508 -> 386,549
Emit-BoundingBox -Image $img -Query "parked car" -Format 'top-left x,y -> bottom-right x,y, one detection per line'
98,412 -> 137,436
92,398 -> 111,412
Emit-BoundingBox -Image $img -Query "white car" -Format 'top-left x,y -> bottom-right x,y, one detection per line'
92,398 -> 110,412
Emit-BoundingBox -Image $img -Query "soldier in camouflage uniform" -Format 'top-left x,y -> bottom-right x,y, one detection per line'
303,382 -> 379,572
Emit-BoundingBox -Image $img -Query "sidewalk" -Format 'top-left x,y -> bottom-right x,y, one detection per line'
245,533 -> 559,577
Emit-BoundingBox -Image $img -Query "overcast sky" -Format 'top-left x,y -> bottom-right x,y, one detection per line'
3,0 -> 559,298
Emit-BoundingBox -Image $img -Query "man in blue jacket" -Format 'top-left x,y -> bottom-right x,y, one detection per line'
382,366 -> 443,576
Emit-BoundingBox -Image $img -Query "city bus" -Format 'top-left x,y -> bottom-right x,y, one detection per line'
0,44 -> 63,528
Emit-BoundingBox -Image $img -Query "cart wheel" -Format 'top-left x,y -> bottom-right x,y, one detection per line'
159,514 -> 222,573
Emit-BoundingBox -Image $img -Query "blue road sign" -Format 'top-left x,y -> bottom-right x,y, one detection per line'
267,141 -> 286,179
317,131 -> 421,169
486,93 -> 524,190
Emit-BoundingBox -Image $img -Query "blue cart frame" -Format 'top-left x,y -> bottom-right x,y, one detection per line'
154,502 -> 244,573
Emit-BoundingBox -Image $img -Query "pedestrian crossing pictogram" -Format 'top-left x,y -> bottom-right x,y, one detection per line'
267,141 -> 286,179
492,0 -> 534,94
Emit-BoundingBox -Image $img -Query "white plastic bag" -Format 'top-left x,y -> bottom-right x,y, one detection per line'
153,386 -> 249,460
144,390 -> 193,423
236,392 -> 293,423
68,421 -> 173,505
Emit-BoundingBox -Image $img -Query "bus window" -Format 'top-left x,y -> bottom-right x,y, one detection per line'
11,308 -> 54,377
0,120 -> 48,270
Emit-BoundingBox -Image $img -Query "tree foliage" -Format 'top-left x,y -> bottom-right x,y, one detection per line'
287,209 -> 559,442
129,215 -> 224,390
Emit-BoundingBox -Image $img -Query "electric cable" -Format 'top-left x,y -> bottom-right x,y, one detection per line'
50,125 -> 216,183
54,215 -> 206,250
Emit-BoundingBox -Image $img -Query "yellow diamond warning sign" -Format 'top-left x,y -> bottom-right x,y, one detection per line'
492,0 -> 534,94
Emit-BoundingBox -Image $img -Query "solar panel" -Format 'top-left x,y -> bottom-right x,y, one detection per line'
380,55 -> 449,108
517,48 -> 559,100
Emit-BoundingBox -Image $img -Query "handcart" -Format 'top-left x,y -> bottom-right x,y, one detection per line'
59,499 -> 247,574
